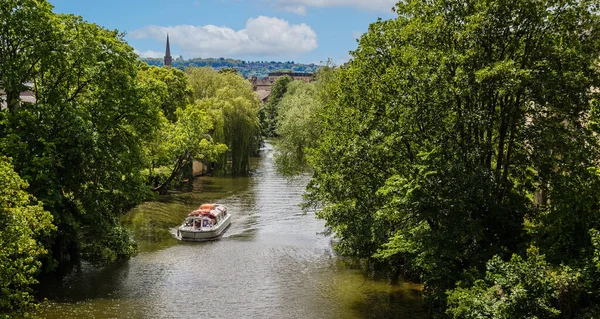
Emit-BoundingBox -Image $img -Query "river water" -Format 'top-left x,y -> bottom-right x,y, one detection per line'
36,144 -> 424,319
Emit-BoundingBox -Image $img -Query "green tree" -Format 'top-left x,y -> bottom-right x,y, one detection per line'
583,229 -> 600,317
305,0 -> 600,315
1,7 -> 161,268
260,75 -> 292,137
187,67 -> 226,99
150,100 -> 228,193
137,65 -> 193,122
187,67 -> 260,175
447,247 -> 580,319
217,67 -> 238,75
0,157 -> 55,317
0,0 -> 55,112
274,67 -> 336,175
136,64 -> 196,189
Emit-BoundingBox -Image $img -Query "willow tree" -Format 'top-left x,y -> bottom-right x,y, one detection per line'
274,67 -> 336,175
307,0 -> 600,314
187,67 -> 260,175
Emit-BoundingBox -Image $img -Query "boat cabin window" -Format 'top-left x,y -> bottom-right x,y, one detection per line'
201,218 -> 213,228
183,208 -> 225,229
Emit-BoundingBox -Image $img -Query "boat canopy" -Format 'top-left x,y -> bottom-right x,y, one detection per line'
188,204 -> 227,217
200,204 -> 215,210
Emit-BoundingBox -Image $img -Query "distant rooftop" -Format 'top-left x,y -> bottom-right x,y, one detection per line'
255,90 -> 271,102
0,85 -> 36,110
268,72 -> 313,77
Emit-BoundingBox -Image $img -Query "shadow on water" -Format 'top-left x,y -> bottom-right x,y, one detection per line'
36,142 -> 425,319
36,261 -> 131,302
352,289 -> 425,319
122,173 -> 256,252
347,282 -> 424,318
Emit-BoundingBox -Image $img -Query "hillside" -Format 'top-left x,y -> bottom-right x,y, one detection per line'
140,57 -> 321,78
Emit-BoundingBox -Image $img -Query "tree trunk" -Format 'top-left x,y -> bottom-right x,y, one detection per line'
152,155 -> 188,194
6,90 -> 19,112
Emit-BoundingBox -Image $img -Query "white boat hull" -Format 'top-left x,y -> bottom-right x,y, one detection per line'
177,214 -> 231,241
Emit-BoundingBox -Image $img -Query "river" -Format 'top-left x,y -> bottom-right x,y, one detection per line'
36,143 -> 424,319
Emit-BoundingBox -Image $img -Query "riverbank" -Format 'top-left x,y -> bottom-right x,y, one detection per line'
35,145 -> 424,318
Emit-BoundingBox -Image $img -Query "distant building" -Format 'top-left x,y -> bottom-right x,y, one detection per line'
255,90 -> 271,103
251,77 -> 272,91
164,34 -> 172,67
250,72 -> 313,103
0,82 -> 36,110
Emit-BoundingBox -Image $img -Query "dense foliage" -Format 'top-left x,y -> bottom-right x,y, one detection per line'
140,57 -> 320,78
0,157 -> 55,318
260,75 -> 293,138
187,67 -> 260,175
447,247 -> 581,318
137,66 -> 228,192
273,68 -> 336,175
1,2 -> 159,268
272,0 -> 600,317
137,64 -> 193,122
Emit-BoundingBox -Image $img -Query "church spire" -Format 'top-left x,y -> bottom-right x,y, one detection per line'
164,34 -> 172,67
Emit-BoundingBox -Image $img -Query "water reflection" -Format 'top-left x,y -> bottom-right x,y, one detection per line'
36,143 -> 423,319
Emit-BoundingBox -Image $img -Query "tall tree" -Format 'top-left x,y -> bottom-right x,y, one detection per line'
306,0 -> 600,315
136,65 -> 196,189
274,67 -> 336,175
137,65 -> 192,122
1,6 -> 162,268
149,100 -> 228,193
260,75 -> 292,137
187,67 -> 260,175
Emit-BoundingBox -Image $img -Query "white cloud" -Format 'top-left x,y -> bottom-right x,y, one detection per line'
129,16 -> 317,58
135,49 -> 164,58
272,0 -> 397,14
278,4 -> 307,15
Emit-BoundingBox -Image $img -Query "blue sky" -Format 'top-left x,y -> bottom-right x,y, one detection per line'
49,0 -> 397,64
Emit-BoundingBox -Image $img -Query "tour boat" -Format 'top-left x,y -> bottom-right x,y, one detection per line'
177,204 -> 231,241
